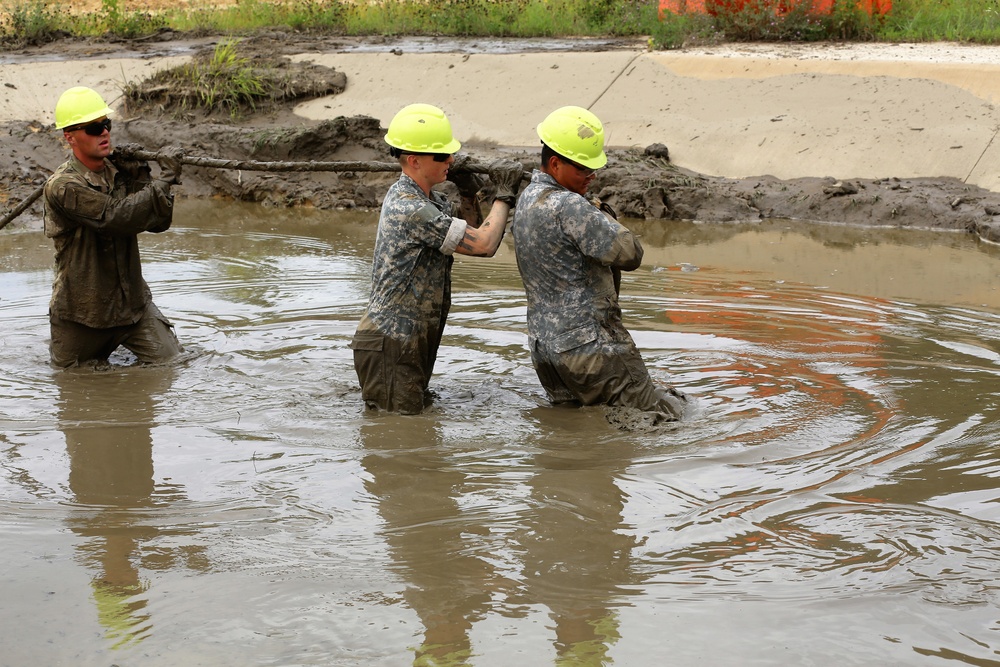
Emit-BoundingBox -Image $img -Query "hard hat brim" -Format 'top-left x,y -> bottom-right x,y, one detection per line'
56,106 -> 114,130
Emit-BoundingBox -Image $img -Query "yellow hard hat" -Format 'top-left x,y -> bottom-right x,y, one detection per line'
54,86 -> 114,130
536,105 -> 607,170
385,103 -> 461,154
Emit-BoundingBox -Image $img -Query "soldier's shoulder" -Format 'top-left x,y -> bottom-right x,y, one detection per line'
525,187 -> 591,219
383,191 -> 425,217
44,162 -> 83,196
385,189 -> 447,222
47,159 -> 84,181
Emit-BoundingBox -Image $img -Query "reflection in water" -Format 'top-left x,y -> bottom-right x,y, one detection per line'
57,366 -> 206,649
359,410 -> 642,665
513,414 -> 641,666
3,202 -> 1000,664
360,416 -> 497,666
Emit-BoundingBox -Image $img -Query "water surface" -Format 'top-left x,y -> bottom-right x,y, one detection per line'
2,201 -> 1000,666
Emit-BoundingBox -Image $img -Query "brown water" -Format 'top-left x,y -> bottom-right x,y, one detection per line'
3,201 -> 1000,666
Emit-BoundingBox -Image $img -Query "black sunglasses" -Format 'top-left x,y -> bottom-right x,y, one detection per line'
560,155 -> 596,177
402,151 -> 451,163
68,118 -> 112,136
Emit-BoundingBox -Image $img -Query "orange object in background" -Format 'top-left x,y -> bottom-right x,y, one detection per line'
659,0 -> 891,16
658,0 -> 706,12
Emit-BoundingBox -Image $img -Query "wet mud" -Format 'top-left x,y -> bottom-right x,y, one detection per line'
3,32 -> 1000,239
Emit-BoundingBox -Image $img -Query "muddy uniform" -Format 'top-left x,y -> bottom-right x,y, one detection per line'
350,173 -> 468,414
512,170 -> 686,419
44,155 -> 182,367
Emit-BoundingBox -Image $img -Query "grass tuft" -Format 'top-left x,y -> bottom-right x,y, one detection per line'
123,38 -> 268,119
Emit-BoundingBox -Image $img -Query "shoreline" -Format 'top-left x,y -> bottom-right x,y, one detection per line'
2,35 -> 999,238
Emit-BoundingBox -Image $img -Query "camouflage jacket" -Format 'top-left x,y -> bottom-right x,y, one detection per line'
43,155 -> 173,328
356,173 -> 468,340
512,170 -> 643,344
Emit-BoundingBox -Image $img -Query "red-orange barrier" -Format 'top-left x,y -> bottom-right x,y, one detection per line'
659,0 -> 891,16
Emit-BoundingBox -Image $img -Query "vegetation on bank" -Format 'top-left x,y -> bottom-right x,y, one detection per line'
123,38 -> 268,118
0,0 -> 998,50
120,37 -> 347,118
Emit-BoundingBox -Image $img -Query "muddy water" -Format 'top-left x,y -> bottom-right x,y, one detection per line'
3,201 -> 1000,666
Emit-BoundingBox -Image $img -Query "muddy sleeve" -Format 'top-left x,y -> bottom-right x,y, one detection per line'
45,178 -> 174,236
607,231 -> 644,271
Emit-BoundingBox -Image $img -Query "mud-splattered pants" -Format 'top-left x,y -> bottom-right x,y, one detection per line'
530,334 -> 687,420
49,302 -> 182,368
351,326 -> 443,416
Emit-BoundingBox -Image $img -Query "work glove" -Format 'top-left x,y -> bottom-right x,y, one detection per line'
447,153 -> 486,201
487,158 -> 524,206
111,142 -> 144,162
156,145 -> 184,185
109,142 -> 151,184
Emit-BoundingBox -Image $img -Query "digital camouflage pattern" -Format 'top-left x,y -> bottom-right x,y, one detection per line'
44,155 -> 174,329
354,173 -> 467,339
513,170 -> 642,339
351,173 -> 468,413
512,169 -> 687,419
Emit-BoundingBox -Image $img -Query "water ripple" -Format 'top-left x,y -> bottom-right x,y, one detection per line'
5,209 -> 1000,663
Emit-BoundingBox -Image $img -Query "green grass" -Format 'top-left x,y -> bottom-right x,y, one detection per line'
877,0 -> 1000,42
1,0 -> 999,49
186,37 -> 267,115
0,0 -> 167,43
122,38 -> 273,118
0,0 -> 65,44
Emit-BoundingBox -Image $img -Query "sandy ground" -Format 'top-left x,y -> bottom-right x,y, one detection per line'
289,39 -> 1000,191
2,34 -> 1000,237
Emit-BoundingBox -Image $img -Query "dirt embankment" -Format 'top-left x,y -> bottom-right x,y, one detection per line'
3,33 -> 1000,241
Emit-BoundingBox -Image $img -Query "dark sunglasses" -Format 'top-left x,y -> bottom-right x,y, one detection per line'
68,118 -> 112,136
560,156 -> 596,177
403,151 -> 451,163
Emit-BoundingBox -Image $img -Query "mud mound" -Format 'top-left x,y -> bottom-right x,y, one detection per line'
6,112 -> 1000,232
0,121 -> 62,209
116,115 -> 392,208
567,151 -> 1000,233
123,46 -> 346,121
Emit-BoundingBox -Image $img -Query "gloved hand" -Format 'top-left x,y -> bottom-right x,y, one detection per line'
488,158 -> 524,206
447,153 -> 486,201
156,145 -> 184,185
109,142 -> 151,183
112,142 -> 144,162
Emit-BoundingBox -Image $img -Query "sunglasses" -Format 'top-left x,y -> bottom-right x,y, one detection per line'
403,151 -> 451,163
68,118 -> 112,136
560,156 -> 596,177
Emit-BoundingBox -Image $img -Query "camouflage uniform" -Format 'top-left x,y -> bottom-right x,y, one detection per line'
512,170 -> 686,419
350,173 -> 468,414
44,155 -> 181,367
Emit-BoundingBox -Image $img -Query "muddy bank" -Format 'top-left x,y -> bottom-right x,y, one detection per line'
7,114 -> 1000,239
3,34 -> 1000,240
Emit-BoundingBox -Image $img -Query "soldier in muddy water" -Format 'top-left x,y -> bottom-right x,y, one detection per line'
350,103 -> 524,415
43,86 -> 186,368
512,105 -> 688,421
